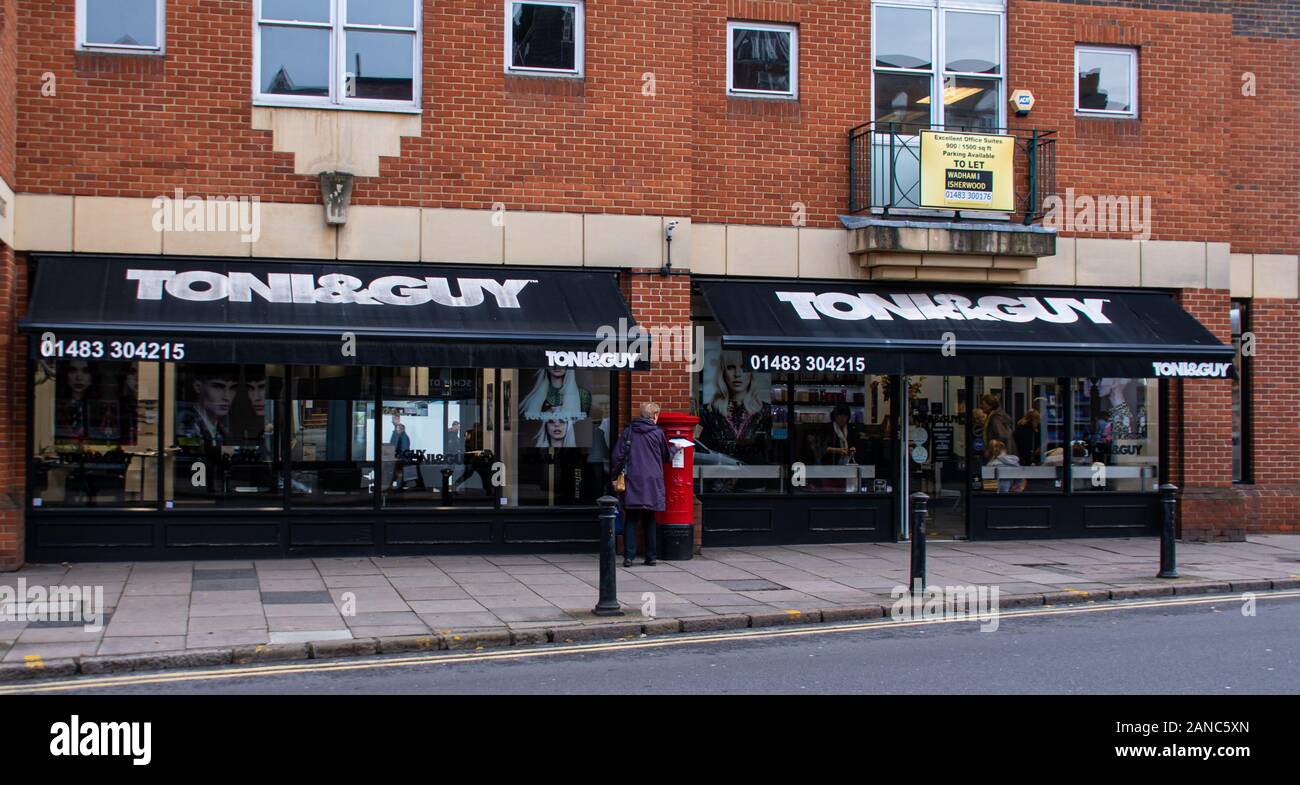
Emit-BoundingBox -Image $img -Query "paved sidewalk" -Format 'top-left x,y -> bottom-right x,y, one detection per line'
3,536 -> 1299,670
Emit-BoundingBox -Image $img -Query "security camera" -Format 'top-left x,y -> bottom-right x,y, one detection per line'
666,220 -> 681,239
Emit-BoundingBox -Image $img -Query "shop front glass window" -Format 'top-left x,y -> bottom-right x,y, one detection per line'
1072,378 -> 1159,492
695,329 -> 785,493
972,377 -> 1064,493
31,359 -> 160,507
288,366 -> 375,506
165,364 -> 284,507
514,368 -> 613,506
381,368 -> 494,507
792,373 -> 893,494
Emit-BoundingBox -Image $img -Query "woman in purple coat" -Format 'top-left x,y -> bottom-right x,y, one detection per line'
611,402 -> 676,567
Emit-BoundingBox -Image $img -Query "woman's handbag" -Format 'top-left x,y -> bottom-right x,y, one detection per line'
612,427 -> 632,493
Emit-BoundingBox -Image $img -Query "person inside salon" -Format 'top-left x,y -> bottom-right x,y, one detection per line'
821,403 -> 864,466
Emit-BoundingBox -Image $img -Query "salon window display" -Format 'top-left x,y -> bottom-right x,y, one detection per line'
1072,377 -> 1159,492
696,337 -> 784,493
972,378 -> 1063,494
381,368 -> 494,507
168,364 -> 284,506
516,369 -> 611,506
31,359 -> 159,507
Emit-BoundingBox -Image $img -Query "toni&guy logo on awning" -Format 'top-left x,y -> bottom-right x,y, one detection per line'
775,291 -> 1113,324
126,269 -> 536,308
545,350 -> 643,369
1151,362 -> 1233,378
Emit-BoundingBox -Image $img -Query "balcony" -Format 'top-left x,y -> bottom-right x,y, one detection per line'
849,121 -> 1057,224
844,122 -> 1058,282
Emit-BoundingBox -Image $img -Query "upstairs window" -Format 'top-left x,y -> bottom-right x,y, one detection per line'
255,0 -> 421,111
507,1 -> 584,76
77,0 -> 165,53
1076,45 -> 1138,117
872,0 -> 1005,131
727,21 -> 798,98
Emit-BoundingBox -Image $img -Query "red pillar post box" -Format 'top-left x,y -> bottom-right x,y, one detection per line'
656,412 -> 699,561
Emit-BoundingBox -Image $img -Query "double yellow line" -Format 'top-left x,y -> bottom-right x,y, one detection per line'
4,590 -> 1297,694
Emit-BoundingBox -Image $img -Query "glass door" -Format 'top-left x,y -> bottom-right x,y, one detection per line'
907,375 -> 967,539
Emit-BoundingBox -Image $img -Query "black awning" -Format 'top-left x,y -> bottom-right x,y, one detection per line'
699,278 -> 1236,379
22,255 -> 647,369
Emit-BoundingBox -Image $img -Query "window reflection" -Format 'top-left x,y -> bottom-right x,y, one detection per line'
511,2 -> 578,71
260,26 -> 331,96
345,30 -> 415,101
874,6 -> 932,70
289,367 -> 374,506
381,368 -> 493,507
730,27 -> 794,94
84,0 -> 158,48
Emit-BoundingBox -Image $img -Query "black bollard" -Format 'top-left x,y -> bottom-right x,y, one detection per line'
1157,483 -> 1179,579
593,496 -> 625,616
910,492 -> 928,593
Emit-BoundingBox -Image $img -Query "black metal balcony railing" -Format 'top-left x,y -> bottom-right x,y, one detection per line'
849,121 -> 1057,224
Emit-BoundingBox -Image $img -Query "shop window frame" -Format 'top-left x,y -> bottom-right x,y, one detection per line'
26,356 -> 169,513
76,0 -> 166,55
27,362 -> 618,515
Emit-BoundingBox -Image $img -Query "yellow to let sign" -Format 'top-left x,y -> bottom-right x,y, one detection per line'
919,130 -> 1015,212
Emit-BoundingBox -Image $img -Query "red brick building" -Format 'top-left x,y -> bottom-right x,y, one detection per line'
0,0 -> 1295,567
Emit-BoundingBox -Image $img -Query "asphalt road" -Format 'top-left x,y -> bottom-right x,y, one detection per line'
24,593 -> 1300,695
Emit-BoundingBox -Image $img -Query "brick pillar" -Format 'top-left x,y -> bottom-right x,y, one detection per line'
1240,299 -> 1300,533
0,245 -> 24,570
1169,289 -> 1246,541
620,270 -> 696,554
625,270 -> 693,418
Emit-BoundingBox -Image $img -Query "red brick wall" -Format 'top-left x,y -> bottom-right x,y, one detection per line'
690,0 -> 866,228
0,246 -> 24,569
12,0 -> 1294,253
1238,299 -> 1300,533
626,270 -> 693,417
1169,288 -> 1247,541
0,0 -> 16,185
15,0 -> 696,214
1013,2 -> 1234,244
1230,34 -> 1300,255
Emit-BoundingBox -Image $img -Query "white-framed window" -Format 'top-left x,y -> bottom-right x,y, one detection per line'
1076,45 -> 1138,117
254,0 -> 421,113
76,0 -> 165,53
505,1 -> 584,77
727,21 -> 798,98
871,0 -> 1005,131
